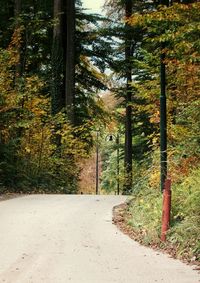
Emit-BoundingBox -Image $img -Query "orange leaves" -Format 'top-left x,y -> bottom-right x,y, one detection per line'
7,27 -> 24,66
150,110 -> 160,124
171,156 -> 199,183
8,27 -> 24,49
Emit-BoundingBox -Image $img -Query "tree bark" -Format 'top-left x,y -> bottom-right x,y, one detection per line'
14,0 -> 21,17
51,0 -> 66,115
14,0 -> 22,78
51,0 -> 67,153
66,0 -> 75,123
123,0 -> 133,194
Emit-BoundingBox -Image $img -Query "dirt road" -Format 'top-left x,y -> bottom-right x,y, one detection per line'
0,195 -> 199,283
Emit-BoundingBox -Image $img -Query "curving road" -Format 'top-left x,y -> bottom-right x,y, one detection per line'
0,195 -> 199,283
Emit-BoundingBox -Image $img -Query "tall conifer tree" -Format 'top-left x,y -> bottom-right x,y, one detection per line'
51,0 -> 66,115
124,0 -> 133,194
66,0 -> 75,123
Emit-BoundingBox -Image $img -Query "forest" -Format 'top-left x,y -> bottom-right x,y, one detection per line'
0,0 -> 199,263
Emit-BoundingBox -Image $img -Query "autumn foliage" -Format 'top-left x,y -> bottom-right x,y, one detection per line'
0,29 -> 91,193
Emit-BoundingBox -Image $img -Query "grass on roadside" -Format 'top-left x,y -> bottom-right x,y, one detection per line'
126,166 -> 200,263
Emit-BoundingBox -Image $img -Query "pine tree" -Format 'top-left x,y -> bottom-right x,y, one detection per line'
66,0 -> 75,123
124,0 -> 133,194
51,0 -> 66,115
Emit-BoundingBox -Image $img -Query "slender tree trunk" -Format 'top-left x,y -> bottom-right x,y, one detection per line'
51,0 -> 66,115
123,0 -> 133,194
14,0 -> 25,140
51,0 -> 67,154
14,0 -> 21,17
51,0 -> 75,123
37,127 -> 45,174
66,0 -> 75,123
14,0 -> 22,78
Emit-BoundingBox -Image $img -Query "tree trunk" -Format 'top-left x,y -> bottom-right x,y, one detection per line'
51,0 -> 66,115
51,0 -> 67,153
66,0 -> 75,123
123,0 -> 133,194
14,0 -> 21,17
14,0 -> 22,78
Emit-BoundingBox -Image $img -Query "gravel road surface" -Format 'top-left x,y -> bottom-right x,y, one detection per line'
0,195 -> 199,283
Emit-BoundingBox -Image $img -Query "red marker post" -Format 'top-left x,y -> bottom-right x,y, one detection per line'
161,179 -> 171,241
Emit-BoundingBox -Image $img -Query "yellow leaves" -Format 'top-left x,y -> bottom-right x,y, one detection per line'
7,50 -> 20,66
128,13 -> 143,27
0,40 -> 48,146
8,27 -> 24,49
27,97 -> 47,117
106,120 -> 118,133
129,3 -> 200,29
149,169 -> 160,189
0,50 -> 15,97
152,136 -> 159,146
25,76 -> 45,93
139,199 -> 144,204
168,124 -> 189,143
17,76 -> 48,118
7,27 -> 24,66
49,119 -> 91,160
150,111 -> 160,124
79,55 -> 106,82
0,51 -> 17,110
0,129 -> 10,143
25,147 -> 31,153
20,124 -> 51,161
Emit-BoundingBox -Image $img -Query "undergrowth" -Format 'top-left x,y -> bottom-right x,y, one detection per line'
127,166 -> 200,262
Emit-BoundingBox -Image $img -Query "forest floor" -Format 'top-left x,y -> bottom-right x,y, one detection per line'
112,202 -> 200,271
